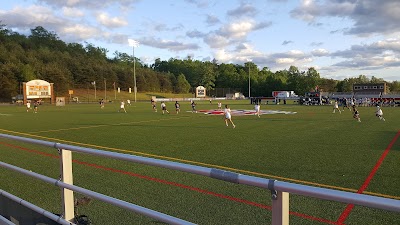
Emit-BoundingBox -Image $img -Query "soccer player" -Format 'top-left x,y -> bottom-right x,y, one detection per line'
33,101 -> 38,113
161,101 -> 169,114
26,101 -> 31,112
224,105 -> 236,128
151,99 -> 157,112
118,100 -> 126,113
100,99 -> 105,109
352,105 -> 361,122
175,101 -> 180,114
217,102 -> 222,110
333,100 -> 341,114
126,99 -> 131,106
191,101 -> 197,113
343,98 -> 350,111
255,103 -> 261,118
375,106 -> 385,121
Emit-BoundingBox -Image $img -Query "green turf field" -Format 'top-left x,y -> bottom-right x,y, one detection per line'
0,100 -> 399,224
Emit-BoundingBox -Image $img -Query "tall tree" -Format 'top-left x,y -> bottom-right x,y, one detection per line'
175,74 -> 191,93
388,81 -> 400,93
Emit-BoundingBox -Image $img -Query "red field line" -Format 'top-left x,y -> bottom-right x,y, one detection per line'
336,130 -> 400,225
0,142 -> 338,224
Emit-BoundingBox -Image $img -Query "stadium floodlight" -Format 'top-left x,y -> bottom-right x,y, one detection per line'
128,39 -> 140,102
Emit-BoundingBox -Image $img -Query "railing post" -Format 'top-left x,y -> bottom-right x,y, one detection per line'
268,180 -> 289,225
271,191 -> 289,225
59,148 -> 75,221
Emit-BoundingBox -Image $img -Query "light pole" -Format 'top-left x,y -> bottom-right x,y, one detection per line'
104,78 -> 106,100
247,60 -> 251,98
128,39 -> 139,102
92,81 -> 96,101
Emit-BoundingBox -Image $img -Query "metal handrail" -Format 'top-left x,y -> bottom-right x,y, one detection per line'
0,189 -> 75,225
1,133 -> 400,224
0,215 -> 15,225
0,162 -> 194,225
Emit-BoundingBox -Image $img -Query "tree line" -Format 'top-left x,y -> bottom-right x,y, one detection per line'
0,24 -> 399,101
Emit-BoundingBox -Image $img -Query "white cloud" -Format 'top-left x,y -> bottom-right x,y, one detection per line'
96,12 -> 128,28
62,7 -> 84,17
291,0 -> 356,22
311,48 -> 329,57
332,38 -> 400,59
282,40 -> 293,45
206,14 -> 220,26
204,34 -> 230,48
139,37 -> 200,52
214,49 -> 234,63
329,38 -> 400,71
227,3 -> 258,17
0,4 -> 113,43
62,24 -> 103,40
187,30 -> 206,38
291,0 -> 400,36
38,0 -> 139,9
276,58 -> 295,64
217,20 -> 271,39
0,5 -> 64,29
219,21 -> 254,38
184,0 -> 210,8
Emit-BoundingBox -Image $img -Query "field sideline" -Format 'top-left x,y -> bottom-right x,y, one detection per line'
1,100 -> 399,224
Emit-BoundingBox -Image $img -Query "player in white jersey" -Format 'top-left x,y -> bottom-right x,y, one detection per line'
217,102 -> 222,110
375,106 -> 385,121
332,100 -> 341,114
161,102 -> 169,114
118,100 -> 126,113
26,102 -> 31,112
224,105 -> 235,128
254,103 -> 261,118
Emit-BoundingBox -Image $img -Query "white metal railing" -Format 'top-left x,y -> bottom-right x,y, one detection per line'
0,214 -> 15,225
1,133 -> 400,225
0,189 -> 74,225
0,162 -> 194,225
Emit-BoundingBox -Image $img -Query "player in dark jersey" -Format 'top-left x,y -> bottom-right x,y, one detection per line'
175,101 -> 180,114
191,101 -> 197,113
352,105 -> 361,122
151,99 -> 157,112
343,98 -> 350,111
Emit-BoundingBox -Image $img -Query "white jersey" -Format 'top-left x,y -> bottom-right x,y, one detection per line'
334,102 -> 339,108
161,102 -> 166,108
26,102 -> 31,108
120,101 -> 125,108
255,104 -> 260,111
224,108 -> 231,119
376,108 -> 383,116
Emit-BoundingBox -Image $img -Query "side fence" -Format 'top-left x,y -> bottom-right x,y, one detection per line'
0,133 -> 399,225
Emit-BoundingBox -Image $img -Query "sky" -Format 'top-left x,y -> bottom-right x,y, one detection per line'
1,0 -> 399,81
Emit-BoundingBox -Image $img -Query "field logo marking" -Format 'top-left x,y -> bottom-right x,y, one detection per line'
191,109 -> 297,116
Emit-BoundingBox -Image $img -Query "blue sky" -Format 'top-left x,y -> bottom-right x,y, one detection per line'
1,0 -> 399,81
